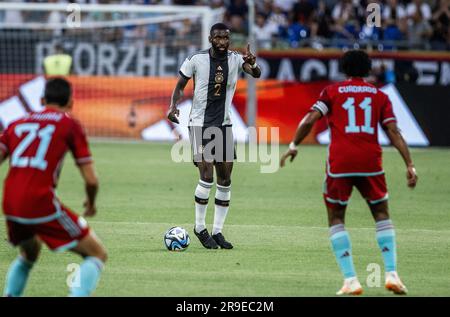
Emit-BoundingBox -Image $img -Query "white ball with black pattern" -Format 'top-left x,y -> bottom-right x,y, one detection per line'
164,226 -> 190,251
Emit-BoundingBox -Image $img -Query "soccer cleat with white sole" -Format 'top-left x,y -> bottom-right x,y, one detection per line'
385,271 -> 408,295
336,277 -> 363,296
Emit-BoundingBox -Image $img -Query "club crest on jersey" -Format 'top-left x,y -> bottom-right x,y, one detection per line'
215,72 -> 224,84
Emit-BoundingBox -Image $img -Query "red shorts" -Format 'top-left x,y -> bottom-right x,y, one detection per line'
6,205 -> 90,252
323,174 -> 388,209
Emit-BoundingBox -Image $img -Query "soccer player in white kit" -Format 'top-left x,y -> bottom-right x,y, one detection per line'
168,23 -> 261,249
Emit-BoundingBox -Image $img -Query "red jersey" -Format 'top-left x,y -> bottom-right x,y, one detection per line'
0,108 -> 92,224
312,78 -> 396,177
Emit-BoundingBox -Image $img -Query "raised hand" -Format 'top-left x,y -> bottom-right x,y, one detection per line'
243,43 -> 256,66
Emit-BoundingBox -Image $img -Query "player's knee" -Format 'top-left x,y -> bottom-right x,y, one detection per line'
372,209 -> 390,222
19,239 -> 41,263
21,248 -> 39,263
94,247 -> 108,263
200,176 -> 214,184
99,251 -> 108,263
198,166 -> 213,183
328,208 -> 346,226
77,236 -> 108,263
369,201 -> 389,221
217,178 -> 231,187
97,243 -> 108,263
199,168 -> 214,183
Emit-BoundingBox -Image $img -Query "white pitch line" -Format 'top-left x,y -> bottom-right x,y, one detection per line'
89,221 -> 450,234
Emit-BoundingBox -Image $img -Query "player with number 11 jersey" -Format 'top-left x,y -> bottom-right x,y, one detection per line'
314,76 -> 396,177
280,50 -> 417,296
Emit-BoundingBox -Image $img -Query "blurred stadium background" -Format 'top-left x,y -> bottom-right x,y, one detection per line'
0,0 -> 449,144
0,0 -> 450,297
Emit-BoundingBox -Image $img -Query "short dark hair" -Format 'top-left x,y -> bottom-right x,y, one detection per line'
340,50 -> 372,77
210,23 -> 229,35
44,77 -> 72,107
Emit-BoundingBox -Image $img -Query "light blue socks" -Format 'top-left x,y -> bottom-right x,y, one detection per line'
329,224 -> 356,279
376,219 -> 397,272
3,256 -> 34,297
70,256 -> 104,297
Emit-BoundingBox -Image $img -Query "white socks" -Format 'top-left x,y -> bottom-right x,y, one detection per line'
194,179 -> 213,232
212,184 -> 231,235
194,181 -> 231,235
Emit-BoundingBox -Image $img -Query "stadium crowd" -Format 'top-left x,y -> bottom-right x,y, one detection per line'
1,0 -> 449,50
224,0 -> 450,50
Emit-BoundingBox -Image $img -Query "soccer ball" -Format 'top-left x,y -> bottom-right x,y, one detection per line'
164,226 -> 190,251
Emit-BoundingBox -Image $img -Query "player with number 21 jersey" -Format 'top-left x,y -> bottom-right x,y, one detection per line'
1,110 -> 91,223
0,78 -> 106,297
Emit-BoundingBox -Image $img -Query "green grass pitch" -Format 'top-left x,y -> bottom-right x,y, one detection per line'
0,142 -> 449,296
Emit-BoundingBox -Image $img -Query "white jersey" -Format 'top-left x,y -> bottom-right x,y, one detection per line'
179,49 -> 245,127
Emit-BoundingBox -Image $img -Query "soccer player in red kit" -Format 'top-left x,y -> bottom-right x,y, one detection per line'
0,78 -> 107,297
280,50 -> 418,295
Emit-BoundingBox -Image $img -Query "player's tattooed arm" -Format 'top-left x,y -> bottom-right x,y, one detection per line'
168,76 -> 190,124
280,110 -> 322,167
384,121 -> 418,188
242,44 -> 261,78
79,163 -> 99,217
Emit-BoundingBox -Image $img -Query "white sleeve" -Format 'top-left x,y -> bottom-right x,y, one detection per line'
179,57 -> 194,79
237,53 -> 245,73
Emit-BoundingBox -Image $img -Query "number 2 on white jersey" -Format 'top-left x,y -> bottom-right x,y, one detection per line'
11,123 -> 55,171
342,97 -> 374,134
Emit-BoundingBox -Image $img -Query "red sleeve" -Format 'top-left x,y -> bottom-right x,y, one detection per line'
311,86 -> 331,116
380,94 -> 397,126
0,130 -> 9,157
68,119 -> 93,166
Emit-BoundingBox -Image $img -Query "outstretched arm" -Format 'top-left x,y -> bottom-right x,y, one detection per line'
79,163 -> 99,217
384,121 -> 418,188
280,110 -> 322,167
242,44 -> 261,78
167,76 -> 190,124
